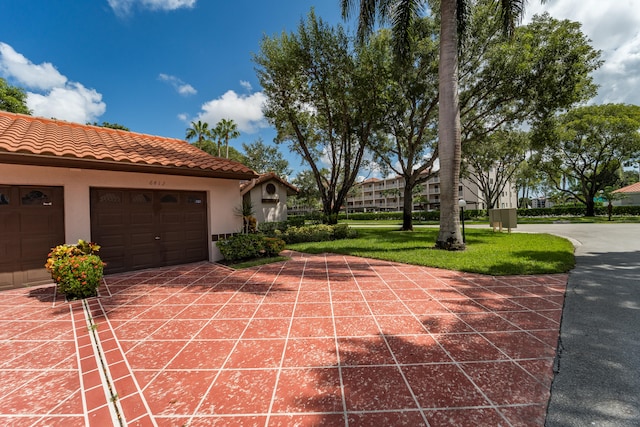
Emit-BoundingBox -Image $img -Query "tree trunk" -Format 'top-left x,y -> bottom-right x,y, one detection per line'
402,185 -> 414,231
321,199 -> 340,224
435,0 -> 464,250
585,199 -> 596,217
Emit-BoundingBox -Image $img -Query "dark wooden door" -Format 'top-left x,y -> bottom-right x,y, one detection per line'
0,185 -> 65,289
90,188 -> 208,274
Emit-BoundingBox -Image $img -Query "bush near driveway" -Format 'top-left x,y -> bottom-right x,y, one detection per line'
275,223 -> 358,244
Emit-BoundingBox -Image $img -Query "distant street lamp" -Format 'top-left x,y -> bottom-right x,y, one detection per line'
458,199 -> 467,243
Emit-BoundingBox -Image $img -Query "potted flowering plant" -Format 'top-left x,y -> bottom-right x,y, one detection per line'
45,239 -> 106,300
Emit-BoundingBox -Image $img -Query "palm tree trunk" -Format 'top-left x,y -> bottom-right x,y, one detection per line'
436,0 -> 464,250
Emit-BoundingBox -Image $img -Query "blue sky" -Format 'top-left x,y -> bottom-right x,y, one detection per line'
0,0 -> 346,173
1,0 -> 639,177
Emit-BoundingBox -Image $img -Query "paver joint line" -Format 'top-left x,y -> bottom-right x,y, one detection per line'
81,298 -> 125,427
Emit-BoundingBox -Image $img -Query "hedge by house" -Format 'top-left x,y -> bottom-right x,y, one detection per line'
275,223 -> 357,244
217,234 -> 286,262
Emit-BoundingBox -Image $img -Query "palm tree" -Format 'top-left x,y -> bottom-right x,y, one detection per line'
214,118 -> 240,158
341,0 -> 542,249
185,120 -> 212,149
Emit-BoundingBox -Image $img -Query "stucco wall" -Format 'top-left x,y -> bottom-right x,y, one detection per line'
1,163 -> 243,261
248,180 -> 289,224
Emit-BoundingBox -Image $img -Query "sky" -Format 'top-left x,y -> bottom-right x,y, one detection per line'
1,0 -> 639,177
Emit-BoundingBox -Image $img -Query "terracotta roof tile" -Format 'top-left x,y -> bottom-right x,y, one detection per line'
240,172 -> 299,195
613,182 -> 640,194
0,111 -> 258,179
360,177 -> 381,184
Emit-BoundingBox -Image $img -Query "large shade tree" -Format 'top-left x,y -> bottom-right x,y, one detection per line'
361,6 -> 599,230
367,20 -> 440,231
462,130 -> 528,209
536,104 -> 640,217
254,10 -> 387,223
341,0 -> 546,249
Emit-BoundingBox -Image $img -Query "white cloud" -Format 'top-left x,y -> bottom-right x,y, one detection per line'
108,0 -> 196,16
27,83 -> 106,123
0,42 -> 67,90
158,73 -> 197,96
195,90 -> 268,133
240,80 -> 253,92
525,0 -> 640,106
0,42 -> 105,123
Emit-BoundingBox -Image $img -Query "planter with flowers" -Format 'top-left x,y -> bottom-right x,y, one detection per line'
45,239 -> 106,300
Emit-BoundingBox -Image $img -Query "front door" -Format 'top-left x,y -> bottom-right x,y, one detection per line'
0,185 -> 65,289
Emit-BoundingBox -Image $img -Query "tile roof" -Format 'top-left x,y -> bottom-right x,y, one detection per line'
613,182 -> 640,194
240,172 -> 299,196
0,111 -> 258,180
360,177 -> 381,184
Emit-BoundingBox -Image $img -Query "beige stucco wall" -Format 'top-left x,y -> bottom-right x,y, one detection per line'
248,180 -> 289,224
1,163 -> 243,261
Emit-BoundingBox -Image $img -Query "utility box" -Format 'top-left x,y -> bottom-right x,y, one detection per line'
488,208 -> 517,232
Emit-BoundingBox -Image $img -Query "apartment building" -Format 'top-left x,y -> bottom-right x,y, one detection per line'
346,173 -> 517,212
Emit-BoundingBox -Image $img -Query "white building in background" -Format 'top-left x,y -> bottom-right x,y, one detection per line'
530,197 -> 554,209
345,172 -> 517,212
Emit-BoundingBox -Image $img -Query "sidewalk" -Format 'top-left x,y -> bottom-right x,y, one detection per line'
0,252 -> 567,426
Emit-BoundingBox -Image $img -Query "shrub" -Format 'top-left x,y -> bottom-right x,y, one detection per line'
45,239 -> 105,300
217,234 -> 287,262
217,234 -> 264,262
287,216 -> 306,227
281,225 -> 334,244
263,237 -> 286,257
515,206 -> 640,217
258,221 -> 288,236
332,223 -> 351,239
280,224 -> 356,244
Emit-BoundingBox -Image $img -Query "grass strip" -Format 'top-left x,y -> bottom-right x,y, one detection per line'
288,228 -> 575,275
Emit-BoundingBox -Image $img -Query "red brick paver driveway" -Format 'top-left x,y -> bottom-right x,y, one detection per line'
0,252 -> 567,426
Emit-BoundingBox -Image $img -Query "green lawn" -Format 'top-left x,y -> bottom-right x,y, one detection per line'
287,228 -> 575,275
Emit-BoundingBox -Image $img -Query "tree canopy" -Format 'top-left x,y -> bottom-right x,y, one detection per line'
366,8 -> 600,226
89,121 -> 130,131
254,10 -> 387,223
462,130 -> 528,209
213,118 -> 240,158
536,104 -> 640,216
366,18 -> 440,230
0,78 -> 31,115
241,138 -> 291,177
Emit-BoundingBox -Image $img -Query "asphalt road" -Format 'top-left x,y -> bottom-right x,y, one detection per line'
514,224 -> 640,427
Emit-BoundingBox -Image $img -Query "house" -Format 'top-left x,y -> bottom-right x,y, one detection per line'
240,172 -> 299,224
0,111 -> 257,289
613,182 -> 640,206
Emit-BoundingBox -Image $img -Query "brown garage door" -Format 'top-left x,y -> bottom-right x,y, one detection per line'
0,185 -> 65,290
90,188 -> 208,274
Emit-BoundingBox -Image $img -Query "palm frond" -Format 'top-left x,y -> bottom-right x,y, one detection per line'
497,0 -> 526,38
